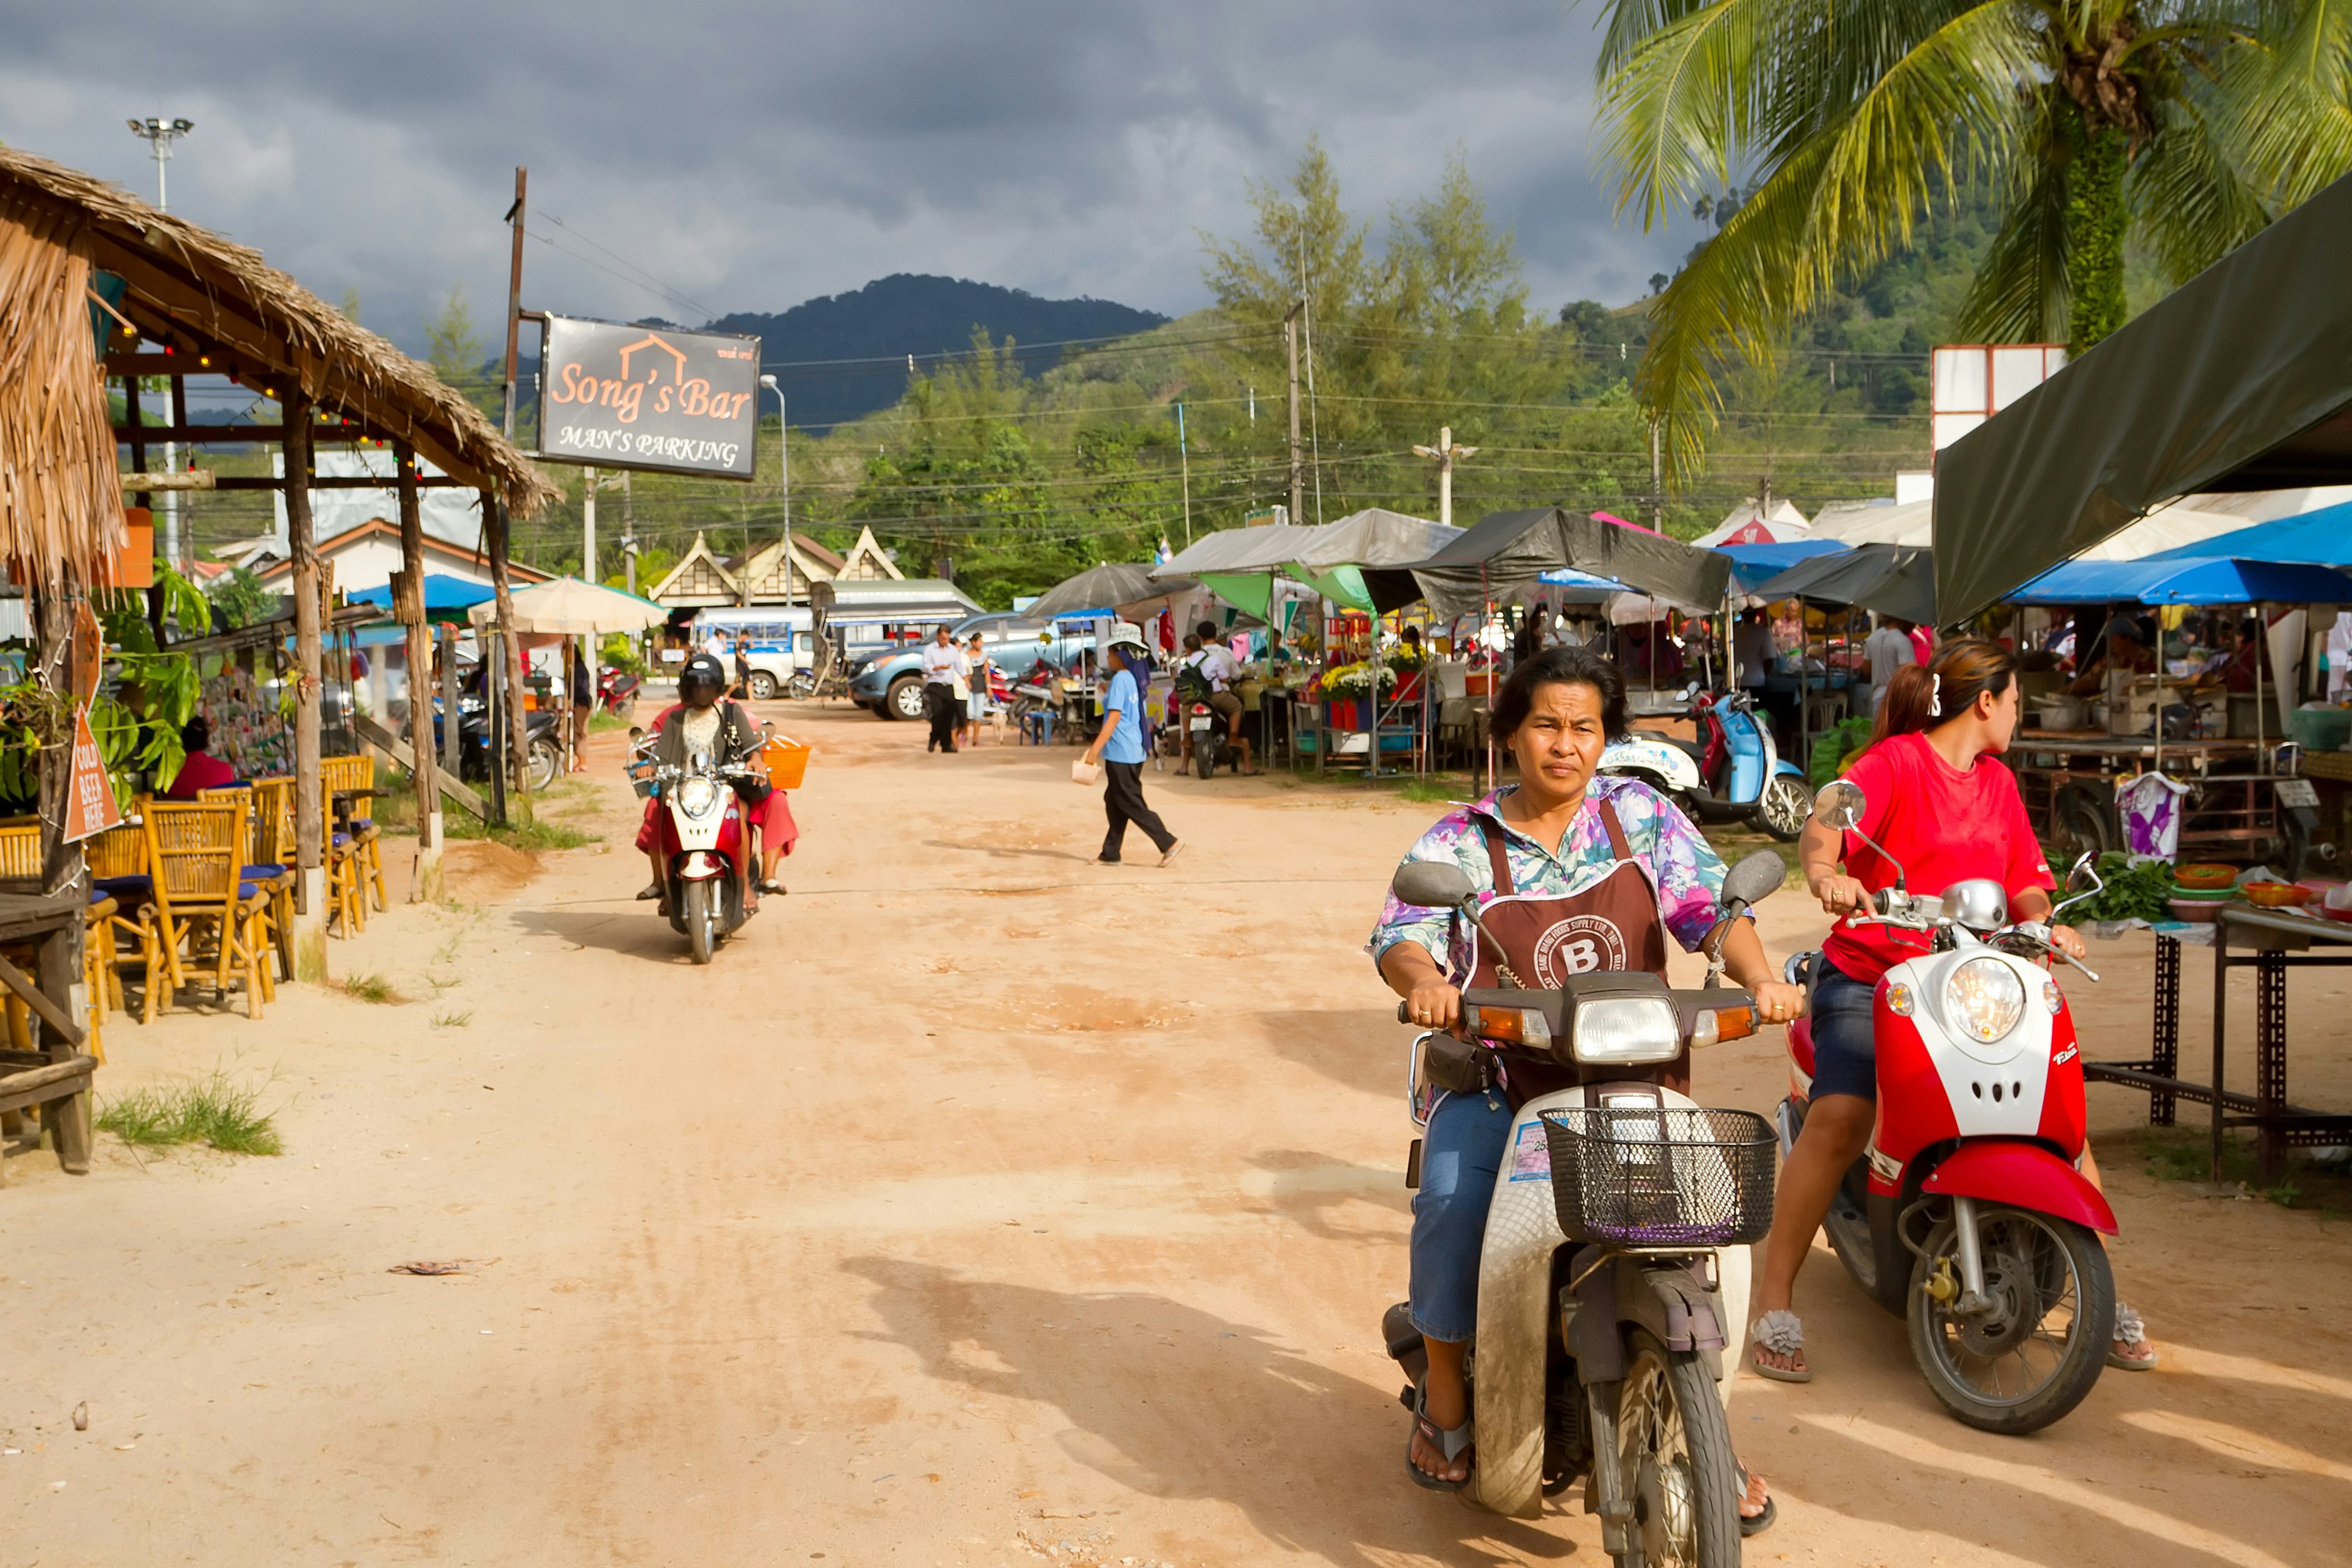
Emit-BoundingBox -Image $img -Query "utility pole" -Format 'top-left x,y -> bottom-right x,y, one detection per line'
1649,418 -> 1664,532
500,167 -> 527,440
1286,300 -> 1305,529
1411,426 -> 1480,530
581,464 -> 596,584
761,375 -> 794,609
1176,401 -> 1193,546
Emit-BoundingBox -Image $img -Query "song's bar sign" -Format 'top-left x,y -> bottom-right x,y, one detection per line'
535,315 -> 762,479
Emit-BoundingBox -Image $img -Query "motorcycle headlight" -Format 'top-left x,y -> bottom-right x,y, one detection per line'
1943,957 -> 2026,1044
675,775 -> 721,820
1572,995 -> 1683,1065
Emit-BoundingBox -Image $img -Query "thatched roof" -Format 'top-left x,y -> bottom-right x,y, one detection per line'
0,145 -> 557,527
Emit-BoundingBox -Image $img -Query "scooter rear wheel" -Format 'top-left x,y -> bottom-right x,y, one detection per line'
1907,1205 -> 2113,1434
683,880 -> 717,965
1754,774 -> 1811,842
1614,1328 -> 1743,1567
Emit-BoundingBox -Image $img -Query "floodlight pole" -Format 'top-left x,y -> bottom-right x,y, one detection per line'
1412,425 -> 1480,531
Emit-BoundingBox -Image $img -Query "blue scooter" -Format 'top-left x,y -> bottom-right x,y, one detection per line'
1600,685 -> 1812,840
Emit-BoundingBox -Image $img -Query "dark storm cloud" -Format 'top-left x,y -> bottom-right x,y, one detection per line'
0,2 -> 1684,355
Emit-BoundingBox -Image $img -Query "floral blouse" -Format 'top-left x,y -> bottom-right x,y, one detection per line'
1367,776 -> 1735,981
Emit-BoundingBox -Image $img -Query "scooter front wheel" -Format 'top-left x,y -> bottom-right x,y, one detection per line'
1753,774 -> 1811,841
1614,1328 -> 1743,1567
683,880 -> 717,965
1908,1205 -> 2113,1434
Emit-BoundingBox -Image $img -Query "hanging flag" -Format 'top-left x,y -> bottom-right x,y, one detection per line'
63,704 -> 123,844
1155,535 -> 1172,565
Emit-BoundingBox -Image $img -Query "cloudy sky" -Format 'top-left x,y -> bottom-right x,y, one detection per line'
6,2 -> 1686,360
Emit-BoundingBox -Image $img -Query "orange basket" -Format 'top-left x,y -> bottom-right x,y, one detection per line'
761,735 -> 812,790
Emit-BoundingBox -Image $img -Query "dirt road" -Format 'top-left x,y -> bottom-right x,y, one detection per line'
6,702 -> 2351,1566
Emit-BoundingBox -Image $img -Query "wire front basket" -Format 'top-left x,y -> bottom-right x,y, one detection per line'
1537,1105 -> 1776,1248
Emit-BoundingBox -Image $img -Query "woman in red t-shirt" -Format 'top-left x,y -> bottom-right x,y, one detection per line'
1748,638 -> 2158,1380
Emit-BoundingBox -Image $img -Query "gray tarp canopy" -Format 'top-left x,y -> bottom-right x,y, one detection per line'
1754,544 -> 1937,626
1935,171 -> 2352,622
1151,524 -> 1324,577
1390,507 -> 1733,622
1291,508 -> 1460,568
1025,562 -> 1198,620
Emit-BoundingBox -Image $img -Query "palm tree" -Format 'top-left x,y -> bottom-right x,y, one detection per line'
1597,0 -> 2352,483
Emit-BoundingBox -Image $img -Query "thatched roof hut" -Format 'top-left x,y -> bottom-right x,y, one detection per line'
0,144 -> 554,590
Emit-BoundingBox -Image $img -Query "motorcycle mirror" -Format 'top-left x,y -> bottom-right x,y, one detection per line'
628,726 -> 644,744
1722,850 -> 1786,910
2067,850 -> 2102,893
1812,778 -> 1866,832
1392,860 -> 1476,911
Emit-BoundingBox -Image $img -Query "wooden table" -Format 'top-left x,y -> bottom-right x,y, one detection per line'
0,889 -> 96,1182
2083,906 -> 2352,1183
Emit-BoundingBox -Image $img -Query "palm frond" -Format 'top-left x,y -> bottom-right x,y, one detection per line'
2222,0 -> 2352,205
1958,137 -> 2073,339
2130,81 -> 2275,284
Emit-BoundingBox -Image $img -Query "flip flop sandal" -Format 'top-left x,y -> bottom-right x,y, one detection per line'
1749,1310 -> 1812,1383
1737,1463 -> 1777,1538
1406,1383 -> 1474,1491
2108,1302 -> 2159,1371
636,882 -> 664,901
757,878 -> 788,895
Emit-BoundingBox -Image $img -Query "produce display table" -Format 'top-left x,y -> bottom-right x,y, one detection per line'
2084,905 -> 2352,1183
0,889 -> 96,1183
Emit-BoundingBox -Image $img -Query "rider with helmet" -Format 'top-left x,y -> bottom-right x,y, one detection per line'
635,654 -> 796,910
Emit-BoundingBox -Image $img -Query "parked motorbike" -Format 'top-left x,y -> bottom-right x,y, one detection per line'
1780,777 -> 2116,1434
437,698 -> 562,793
625,726 -> 765,964
1186,699 -> 1237,778
1602,687 -> 1811,841
1382,848 -> 1789,1562
598,666 -> 642,720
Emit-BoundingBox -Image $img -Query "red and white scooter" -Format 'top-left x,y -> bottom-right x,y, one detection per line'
1780,777 -> 2117,1433
627,727 -> 765,965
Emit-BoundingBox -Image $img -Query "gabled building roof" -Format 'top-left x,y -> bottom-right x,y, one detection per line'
251,517 -> 553,588
649,531 -> 741,606
839,524 -> 904,581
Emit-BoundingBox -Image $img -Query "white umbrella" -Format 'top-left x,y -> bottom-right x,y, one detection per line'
467,576 -> 669,635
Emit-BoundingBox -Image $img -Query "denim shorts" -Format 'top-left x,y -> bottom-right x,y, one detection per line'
1808,956 -> 1879,1101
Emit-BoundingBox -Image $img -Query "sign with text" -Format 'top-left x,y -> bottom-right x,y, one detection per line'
536,315 -> 762,480
62,705 -> 122,845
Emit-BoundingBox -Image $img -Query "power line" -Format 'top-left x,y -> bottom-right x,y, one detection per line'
529,206 -> 720,322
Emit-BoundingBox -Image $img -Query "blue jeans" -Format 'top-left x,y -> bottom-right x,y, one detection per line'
1409,1085 -> 1513,1343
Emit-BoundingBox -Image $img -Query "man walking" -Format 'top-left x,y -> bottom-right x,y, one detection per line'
1081,621 -> 1182,866
919,625 -> 966,753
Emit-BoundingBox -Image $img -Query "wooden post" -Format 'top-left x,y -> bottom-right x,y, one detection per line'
394,440 -> 443,902
31,588 -> 90,1173
285,394 -> 328,982
438,622 -> 461,776
486,491 -> 532,812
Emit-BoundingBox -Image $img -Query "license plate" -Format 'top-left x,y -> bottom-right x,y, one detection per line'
2277,777 -> 2320,809
1189,718 -> 1212,732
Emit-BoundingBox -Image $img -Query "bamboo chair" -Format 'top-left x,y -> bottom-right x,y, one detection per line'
86,816 -> 159,1030
0,820 -> 113,1058
202,783 -> 291,984
321,754 -> 385,924
140,798 -> 274,1020
247,777 -> 297,978
0,821 -> 39,1052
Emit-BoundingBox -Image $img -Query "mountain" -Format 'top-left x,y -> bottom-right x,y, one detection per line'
703,273 -> 1167,431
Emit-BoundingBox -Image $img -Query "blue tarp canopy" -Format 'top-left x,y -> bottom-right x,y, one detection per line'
1715,538 -> 1850,591
349,574 -> 494,618
2010,555 -> 2352,605
2138,501 -> 2352,565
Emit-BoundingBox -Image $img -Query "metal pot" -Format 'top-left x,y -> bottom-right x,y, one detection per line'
2033,695 -> 2089,730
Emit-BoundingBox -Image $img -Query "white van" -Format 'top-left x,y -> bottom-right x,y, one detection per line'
692,608 -> 816,699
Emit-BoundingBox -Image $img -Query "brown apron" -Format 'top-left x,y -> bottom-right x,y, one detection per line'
1467,799 -> 1688,1101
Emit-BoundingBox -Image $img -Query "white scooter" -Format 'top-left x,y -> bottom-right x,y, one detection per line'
1382,848 -> 1788,1564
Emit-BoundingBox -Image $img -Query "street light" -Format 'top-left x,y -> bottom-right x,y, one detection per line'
759,374 -> 793,613
126,115 -> 194,209
127,114 -> 194,573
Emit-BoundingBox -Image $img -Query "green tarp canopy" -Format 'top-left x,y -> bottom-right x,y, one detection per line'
1935,171 -> 2352,622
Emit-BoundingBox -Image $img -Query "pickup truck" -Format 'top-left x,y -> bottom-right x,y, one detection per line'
850,614 -> 1095,720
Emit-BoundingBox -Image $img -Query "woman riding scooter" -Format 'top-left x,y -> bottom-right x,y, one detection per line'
1369,645 -> 1803,1528
635,654 -> 796,912
1750,638 -> 2158,1381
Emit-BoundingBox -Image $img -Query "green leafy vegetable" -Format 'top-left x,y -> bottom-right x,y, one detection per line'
2062,852 -> 2179,925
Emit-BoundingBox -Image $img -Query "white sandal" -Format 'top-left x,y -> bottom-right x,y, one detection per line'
1749,1309 -> 1812,1382
2109,1302 -> 2158,1370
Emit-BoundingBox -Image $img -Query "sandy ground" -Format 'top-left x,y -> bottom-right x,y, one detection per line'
4,701 -> 2351,1567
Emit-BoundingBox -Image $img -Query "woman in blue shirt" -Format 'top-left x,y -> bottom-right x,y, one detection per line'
1081,621 -> 1184,867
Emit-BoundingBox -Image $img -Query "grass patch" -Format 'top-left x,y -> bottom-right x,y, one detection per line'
1392,774 -> 1474,804
96,1072 -> 284,1155
2132,1126 -> 2352,1213
340,972 -> 402,1005
590,710 -> 636,732
1698,824 -> 1805,891
430,1008 -> 473,1028
442,812 -> 600,851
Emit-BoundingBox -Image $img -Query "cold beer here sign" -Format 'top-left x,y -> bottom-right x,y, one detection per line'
536,315 -> 763,480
